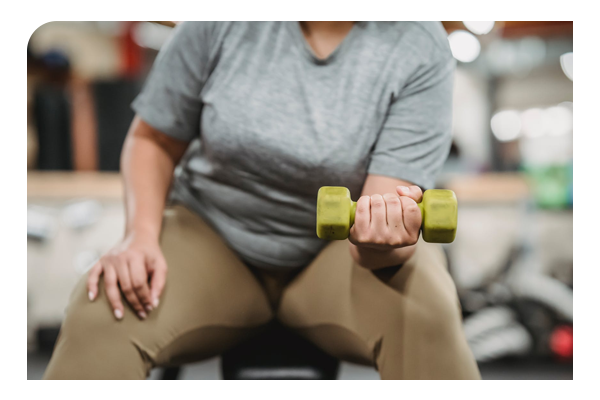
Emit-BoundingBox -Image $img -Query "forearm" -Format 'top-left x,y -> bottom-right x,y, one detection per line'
121,118 -> 185,240
349,242 -> 416,270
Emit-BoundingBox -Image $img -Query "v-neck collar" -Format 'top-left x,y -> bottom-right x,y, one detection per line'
286,22 -> 363,66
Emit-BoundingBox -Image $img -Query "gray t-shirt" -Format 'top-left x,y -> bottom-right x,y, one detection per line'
132,21 -> 455,270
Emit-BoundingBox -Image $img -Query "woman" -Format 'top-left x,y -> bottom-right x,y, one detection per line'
44,21 -> 480,380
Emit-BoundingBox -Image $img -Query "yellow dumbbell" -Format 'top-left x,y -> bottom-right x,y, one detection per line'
316,186 -> 458,243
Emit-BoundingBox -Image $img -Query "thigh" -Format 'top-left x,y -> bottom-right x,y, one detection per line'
145,204 -> 274,366
277,239 -> 480,379
45,204 -> 273,379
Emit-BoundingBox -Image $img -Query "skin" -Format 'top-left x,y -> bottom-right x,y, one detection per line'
299,21 -> 355,59
87,117 -> 188,320
87,22 -> 421,320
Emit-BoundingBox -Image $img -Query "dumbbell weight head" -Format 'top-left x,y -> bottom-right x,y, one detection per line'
420,189 -> 457,243
316,186 -> 357,240
316,186 -> 457,243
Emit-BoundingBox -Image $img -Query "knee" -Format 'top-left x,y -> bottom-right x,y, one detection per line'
400,289 -> 464,345
44,276 -> 155,379
57,282 -> 127,349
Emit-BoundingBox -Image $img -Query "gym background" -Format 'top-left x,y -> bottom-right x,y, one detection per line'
27,21 -> 573,380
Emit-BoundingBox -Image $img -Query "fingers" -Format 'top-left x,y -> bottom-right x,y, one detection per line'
396,185 -> 423,203
350,188 -> 423,249
383,193 -> 403,231
115,258 -> 147,319
86,262 -> 102,301
128,255 -> 153,314
87,253 -> 159,320
349,196 -> 370,245
103,265 -> 124,320
148,256 -> 168,308
369,194 -> 387,230
399,196 -> 422,243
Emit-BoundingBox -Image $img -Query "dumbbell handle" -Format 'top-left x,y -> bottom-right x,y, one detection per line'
346,200 -> 425,228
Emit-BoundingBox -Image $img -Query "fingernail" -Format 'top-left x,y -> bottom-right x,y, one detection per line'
114,309 -> 123,320
138,311 -> 147,319
153,298 -> 159,308
145,304 -> 153,312
398,186 -> 409,193
88,291 -> 95,301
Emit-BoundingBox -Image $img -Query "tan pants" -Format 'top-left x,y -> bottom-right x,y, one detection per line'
44,204 -> 480,380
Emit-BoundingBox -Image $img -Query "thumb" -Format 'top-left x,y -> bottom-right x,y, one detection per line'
396,185 -> 423,203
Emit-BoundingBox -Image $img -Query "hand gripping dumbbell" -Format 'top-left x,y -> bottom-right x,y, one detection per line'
316,186 -> 458,243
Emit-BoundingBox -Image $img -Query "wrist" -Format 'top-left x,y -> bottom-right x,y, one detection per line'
126,224 -> 161,243
350,243 -> 416,270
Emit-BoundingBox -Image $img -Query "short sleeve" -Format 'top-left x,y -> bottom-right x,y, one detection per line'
368,35 -> 455,190
131,22 -> 216,142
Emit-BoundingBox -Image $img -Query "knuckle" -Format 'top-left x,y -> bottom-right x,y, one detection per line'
156,259 -> 168,271
383,193 -> 400,204
351,230 -> 364,243
355,231 -> 370,244
406,201 -> 419,212
394,233 -> 408,246
372,235 -> 386,245
129,251 -> 143,262
371,199 -> 384,208
391,239 -> 404,247
126,293 -> 139,304
356,197 -> 370,212
357,204 -> 370,214
401,198 -> 419,212
403,232 -> 418,245
385,233 -> 398,244
154,265 -> 167,276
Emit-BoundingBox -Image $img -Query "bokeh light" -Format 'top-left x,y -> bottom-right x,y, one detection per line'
448,30 -> 481,63
545,105 -> 573,136
463,21 -> 495,35
132,22 -> 172,51
560,52 -> 573,80
520,108 -> 545,138
520,105 -> 573,138
491,110 -> 522,142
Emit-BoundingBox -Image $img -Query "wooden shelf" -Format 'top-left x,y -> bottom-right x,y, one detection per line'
27,172 -> 123,199
445,173 -> 530,204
